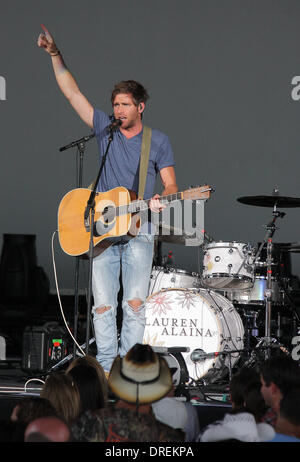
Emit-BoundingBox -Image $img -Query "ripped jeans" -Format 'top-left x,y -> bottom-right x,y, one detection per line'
92,234 -> 154,372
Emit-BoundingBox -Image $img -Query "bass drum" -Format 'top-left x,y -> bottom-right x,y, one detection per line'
143,288 -> 244,383
148,266 -> 201,295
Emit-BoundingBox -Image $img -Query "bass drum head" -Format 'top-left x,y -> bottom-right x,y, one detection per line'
143,288 -> 244,383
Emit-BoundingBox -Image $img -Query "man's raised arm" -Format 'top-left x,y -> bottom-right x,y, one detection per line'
37,24 -> 94,128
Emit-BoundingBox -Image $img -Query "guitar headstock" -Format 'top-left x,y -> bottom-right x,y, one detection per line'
182,185 -> 212,201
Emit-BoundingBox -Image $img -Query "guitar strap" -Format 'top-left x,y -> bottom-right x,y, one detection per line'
138,126 -> 152,200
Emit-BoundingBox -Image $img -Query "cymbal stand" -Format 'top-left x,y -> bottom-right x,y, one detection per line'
254,206 -> 286,358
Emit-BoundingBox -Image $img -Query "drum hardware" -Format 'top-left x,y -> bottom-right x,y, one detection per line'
242,336 -> 291,369
151,346 -> 191,398
190,347 -> 249,383
237,188 -> 300,358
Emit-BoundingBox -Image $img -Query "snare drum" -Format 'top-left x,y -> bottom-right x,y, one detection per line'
202,241 -> 255,290
148,266 -> 201,295
143,288 -> 244,383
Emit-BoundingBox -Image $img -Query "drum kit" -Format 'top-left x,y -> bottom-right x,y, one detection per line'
143,190 -> 300,389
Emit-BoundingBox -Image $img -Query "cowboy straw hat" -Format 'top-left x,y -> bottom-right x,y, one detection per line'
108,344 -> 173,404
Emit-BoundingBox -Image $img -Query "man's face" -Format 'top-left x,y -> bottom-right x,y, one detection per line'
113,93 -> 143,129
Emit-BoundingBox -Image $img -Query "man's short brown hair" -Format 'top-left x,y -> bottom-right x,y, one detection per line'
111,80 -> 149,106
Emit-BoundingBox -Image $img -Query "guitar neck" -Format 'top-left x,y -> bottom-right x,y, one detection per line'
128,191 -> 183,214
117,185 -> 211,216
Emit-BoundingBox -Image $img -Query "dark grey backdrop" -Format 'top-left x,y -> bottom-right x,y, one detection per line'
1,0 -> 300,293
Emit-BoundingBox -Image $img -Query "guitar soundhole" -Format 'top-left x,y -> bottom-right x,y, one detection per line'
101,206 -> 116,225
93,205 -> 116,237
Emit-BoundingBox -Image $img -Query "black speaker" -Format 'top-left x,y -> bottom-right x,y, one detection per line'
22,325 -> 69,372
0,234 -> 37,304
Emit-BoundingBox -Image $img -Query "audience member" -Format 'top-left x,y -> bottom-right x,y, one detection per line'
268,388 -> 300,442
67,365 -> 106,415
198,409 -> 275,442
66,355 -> 108,404
151,395 -> 199,442
40,371 -> 81,425
229,366 -> 260,409
144,363 -> 199,442
243,381 -> 268,423
10,396 -> 57,425
24,416 -> 72,442
71,344 -> 185,442
260,355 -> 300,428
197,366 -> 275,442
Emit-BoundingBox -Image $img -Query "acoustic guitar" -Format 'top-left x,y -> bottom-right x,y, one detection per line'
57,185 -> 211,256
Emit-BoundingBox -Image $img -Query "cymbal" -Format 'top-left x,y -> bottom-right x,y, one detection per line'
279,243 -> 300,253
237,195 -> 300,208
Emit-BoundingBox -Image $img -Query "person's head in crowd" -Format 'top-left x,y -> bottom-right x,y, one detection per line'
260,356 -> 300,412
243,381 -> 268,422
66,365 -> 106,415
275,388 -> 300,439
229,366 -> 260,409
40,371 -> 81,425
24,416 -> 71,442
66,354 -> 108,405
108,343 -> 173,413
10,396 -> 57,424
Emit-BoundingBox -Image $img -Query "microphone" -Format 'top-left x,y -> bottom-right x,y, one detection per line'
108,118 -> 122,132
190,349 -> 220,362
59,132 -> 95,152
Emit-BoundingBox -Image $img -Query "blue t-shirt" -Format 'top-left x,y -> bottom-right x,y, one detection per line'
268,433 -> 300,442
93,108 -> 175,200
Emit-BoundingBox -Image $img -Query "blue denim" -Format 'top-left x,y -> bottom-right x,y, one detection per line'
92,234 -> 154,372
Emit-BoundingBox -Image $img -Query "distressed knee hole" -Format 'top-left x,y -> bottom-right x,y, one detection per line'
96,305 -> 111,315
128,298 -> 143,312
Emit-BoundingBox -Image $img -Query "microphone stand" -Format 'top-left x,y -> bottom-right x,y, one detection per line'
59,133 -> 95,359
84,127 -> 116,354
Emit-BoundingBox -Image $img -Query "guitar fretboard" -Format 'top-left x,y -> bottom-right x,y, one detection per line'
118,192 -> 183,216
